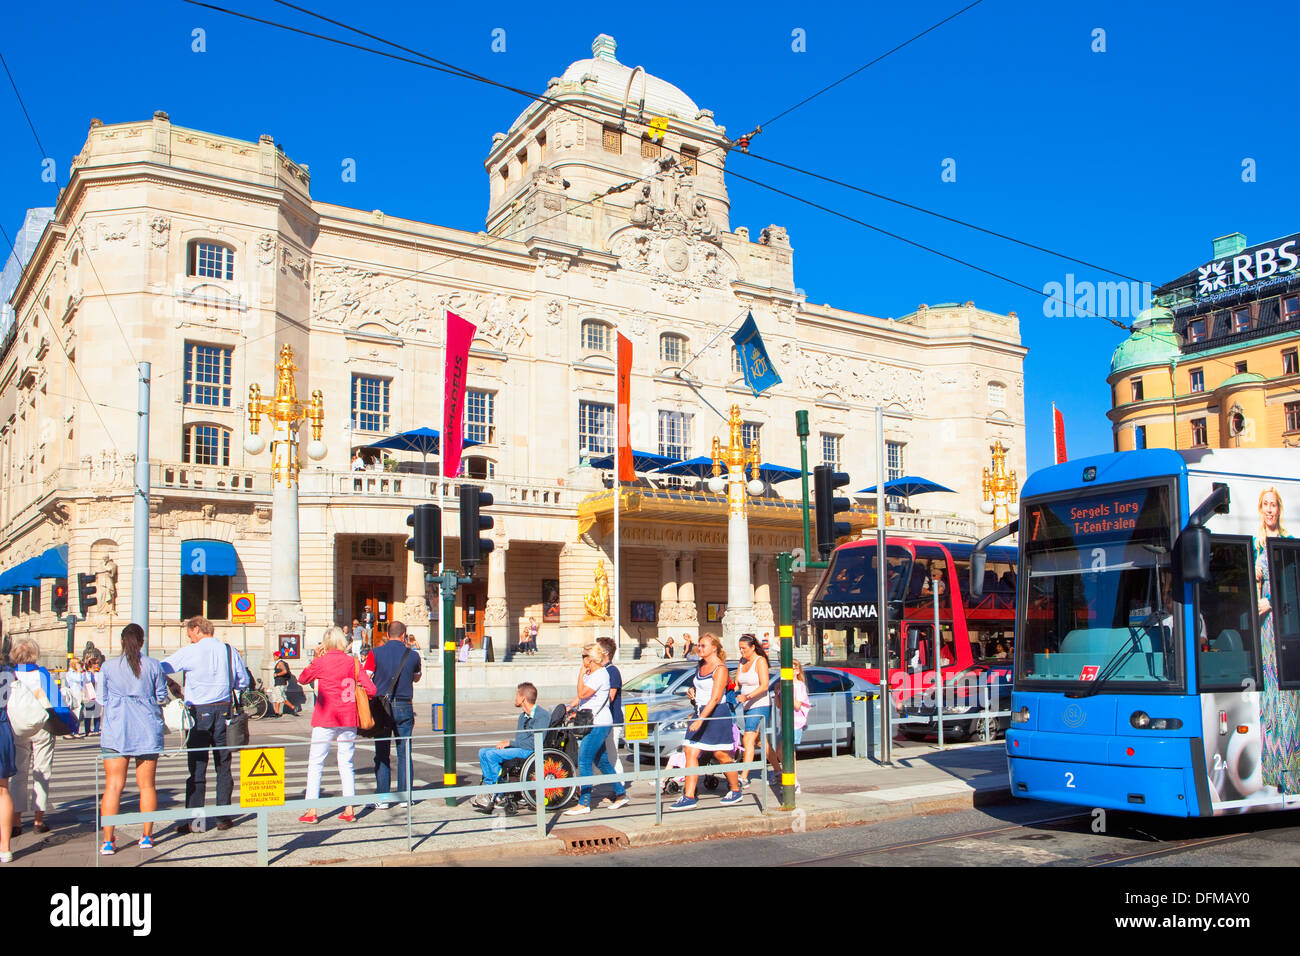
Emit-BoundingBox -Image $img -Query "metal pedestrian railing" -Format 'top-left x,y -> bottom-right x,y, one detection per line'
96,714 -> 769,867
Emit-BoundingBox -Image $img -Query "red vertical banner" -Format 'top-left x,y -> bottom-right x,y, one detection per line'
443,311 -> 476,479
617,333 -> 633,483
1053,404 -> 1068,464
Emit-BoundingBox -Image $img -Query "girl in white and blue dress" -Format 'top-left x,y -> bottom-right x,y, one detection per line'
668,634 -> 742,810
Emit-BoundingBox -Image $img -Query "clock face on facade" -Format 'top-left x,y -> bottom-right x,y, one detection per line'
664,238 -> 690,273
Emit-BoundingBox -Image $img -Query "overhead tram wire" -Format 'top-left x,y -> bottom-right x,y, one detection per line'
754,0 -> 991,131
0,49 -> 56,189
190,1 -> 1143,332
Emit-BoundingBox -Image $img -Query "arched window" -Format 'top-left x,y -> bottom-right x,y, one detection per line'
183,423 -> 231,466
581,320 -> 611,352
660,333 -> 687,365
188,240 -> 235,280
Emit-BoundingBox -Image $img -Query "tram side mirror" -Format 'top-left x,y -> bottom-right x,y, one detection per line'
1179,525 -> 1212,584
905,628 -> 921,666
970,552 -> 988,598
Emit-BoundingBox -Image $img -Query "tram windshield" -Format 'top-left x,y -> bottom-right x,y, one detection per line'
1018,483 -> 1181,690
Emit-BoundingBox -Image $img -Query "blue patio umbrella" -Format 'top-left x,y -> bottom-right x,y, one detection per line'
856,475 -> 956,506
365,427 -> 480,473
585,449 -> 681,473
656,457 -> 802,484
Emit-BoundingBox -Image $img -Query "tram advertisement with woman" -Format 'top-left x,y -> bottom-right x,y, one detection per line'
1002,447 -> 1300,817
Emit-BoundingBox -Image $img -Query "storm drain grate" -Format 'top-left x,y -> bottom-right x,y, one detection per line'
559,825 -> 630,854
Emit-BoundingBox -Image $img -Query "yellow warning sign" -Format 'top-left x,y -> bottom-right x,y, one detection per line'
625,703 -> 648,741
239,747 -> 285,808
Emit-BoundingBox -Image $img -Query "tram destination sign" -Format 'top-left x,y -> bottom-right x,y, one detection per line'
1027,485 -> 1170,550
811,602 -> 880,621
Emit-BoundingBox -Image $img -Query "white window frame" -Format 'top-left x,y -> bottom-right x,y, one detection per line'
886,441 -> 905,481
465,389 -> 495,445
183,423 -> 231,466
742,421 -> 761,451
1189,368 -> 1204,393
658,410 -> 693,461
821,433 -> 842,470
189,241 -> 235,280
578,401 -> 614,457
351,375 -> 391,433
581,320 -> 611,353
660,333 -> 687,365
184,342 -> 233,407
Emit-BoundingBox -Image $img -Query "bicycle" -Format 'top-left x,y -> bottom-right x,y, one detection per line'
241,678 -> 270,720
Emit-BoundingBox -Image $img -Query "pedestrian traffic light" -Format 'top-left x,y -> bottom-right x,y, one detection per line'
814,464 -> 852,560
459,484 -> 494,570
77,572 -> 97,617
52,578 -> 68,615
405,503 -> 441,568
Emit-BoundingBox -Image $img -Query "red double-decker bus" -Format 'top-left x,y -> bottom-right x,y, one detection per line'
809,537 -> 1017,739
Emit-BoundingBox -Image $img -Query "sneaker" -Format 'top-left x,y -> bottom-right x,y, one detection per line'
100,841 -> 116,856
795,783 -> 802,795
719,790 -> 744,806
606,795 -> 629,810
470,795 -> 495,813
741,778 -> 752,791
667,796 -> 698,812
373,803 -> 390,811
138,836 -> 154,849
393,802 -> 409,810
0,851 -> 11,863
297,812 -> 318,824
563,803 -> 592,816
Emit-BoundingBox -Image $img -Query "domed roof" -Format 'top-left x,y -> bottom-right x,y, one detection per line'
1217,371 -> 1266,390
1110,305 -> 1178,376
508,35 -> 701,132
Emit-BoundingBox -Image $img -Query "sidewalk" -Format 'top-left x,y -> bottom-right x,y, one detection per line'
6,735 -> 1011,867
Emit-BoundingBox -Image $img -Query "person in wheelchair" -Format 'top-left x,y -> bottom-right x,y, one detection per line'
472,682 -> 550,813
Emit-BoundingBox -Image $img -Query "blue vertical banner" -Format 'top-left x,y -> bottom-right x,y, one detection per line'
731,312 -> 782,397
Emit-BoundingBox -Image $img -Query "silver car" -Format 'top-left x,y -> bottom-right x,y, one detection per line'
619,662 -> 877,762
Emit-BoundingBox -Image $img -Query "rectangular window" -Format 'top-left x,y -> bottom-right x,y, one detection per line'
602,126 -> 621,154
1189,368 -> 1204,393
1233,307 -> 1251,333
887,441 -> 905,481
183,343 -> 233,407
1287,402 -> 1300,433
1197,539 -> 1259,691
1268,541 -> 1300,689
30,583 -> 40,614
679,146 -> 697,175
1284,350 -> 1298,376
465,389 -> 495,445
581,321 -> 609,352
1131,377 -> 1144,402
988,382 -> 1007,408
821,433 -> 842,470
578,401 -> 614,457
660,334 -> 686,364
742,422 -> 761,451
1187,318 -> 1207,343
1235,361 -> 1248,374
183,424 -> 230,466
641,137 -> 661,159
191,242 -> 234,280
1285,296 -> 1300,322
1134,425 -> 1147,449
1191,417 -> 1207,446
181,575 -> 230,621
658,410 -> 693,461
351,375 -> 390,433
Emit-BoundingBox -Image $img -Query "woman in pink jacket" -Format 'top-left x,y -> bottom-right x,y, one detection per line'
295,627 -> 377,823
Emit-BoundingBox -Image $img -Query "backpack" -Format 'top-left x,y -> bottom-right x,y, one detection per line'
5,672 -> 49,738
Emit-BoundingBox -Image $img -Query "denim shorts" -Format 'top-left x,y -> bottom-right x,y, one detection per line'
101,749 -> 159,762
742,706 -> 771,734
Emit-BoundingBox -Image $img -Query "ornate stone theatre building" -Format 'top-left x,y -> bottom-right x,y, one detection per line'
0,35 -> 1026,668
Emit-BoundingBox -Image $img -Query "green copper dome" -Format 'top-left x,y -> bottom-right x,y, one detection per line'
1216,371 -> 1266,390
1110,306 -> 1178,376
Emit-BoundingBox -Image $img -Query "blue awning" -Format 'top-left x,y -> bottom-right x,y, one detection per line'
0,545 -> 68,593
182,539 -> 238,577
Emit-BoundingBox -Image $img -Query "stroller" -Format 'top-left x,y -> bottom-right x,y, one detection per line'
660,722 -> 744,795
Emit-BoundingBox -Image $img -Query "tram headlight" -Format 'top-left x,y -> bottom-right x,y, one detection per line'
1131,711 -> 1151,729
1130,711 -> 1183,731
1011,706 -> 1031,724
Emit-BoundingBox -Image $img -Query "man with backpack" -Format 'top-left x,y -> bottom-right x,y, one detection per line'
369,621 -> 420,809
471,682 -> 549,813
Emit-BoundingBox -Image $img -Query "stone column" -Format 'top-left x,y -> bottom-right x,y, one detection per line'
754,555 -> 775,629
657,550 -> 679,648
484,537 -> 509,659
677,551 -> 699,640
721,467 -> 757,655
403,537 -> 431,649
265,416 -> 306,675
558,540 -> 602,653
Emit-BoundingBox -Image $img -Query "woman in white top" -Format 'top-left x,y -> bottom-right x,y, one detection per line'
563,643 -> 628,815
668,635 -> 742,810
736,635 -> 771,789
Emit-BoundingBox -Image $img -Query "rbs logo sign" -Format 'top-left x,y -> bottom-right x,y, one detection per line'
1197,236 -> 1300,297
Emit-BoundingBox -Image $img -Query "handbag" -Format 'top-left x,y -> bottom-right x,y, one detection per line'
359,647 -> 410,739
568,708 -> 594,738
354,659 -> 375,732
224,645 -> 250,747
5,672 -> 50,738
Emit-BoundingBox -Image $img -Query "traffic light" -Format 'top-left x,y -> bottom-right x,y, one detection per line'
76,572 -> 97,617
814,464 -> 852,560
459,483 -> 494,570
52,578 -> 68,615
405,503 -> 441,568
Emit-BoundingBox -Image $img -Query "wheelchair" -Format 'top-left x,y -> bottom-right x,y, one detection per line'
485,707 -> 585,813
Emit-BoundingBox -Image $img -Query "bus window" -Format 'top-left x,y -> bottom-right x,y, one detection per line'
1268,541 -> 1300,689
1198,539 -> 1258,691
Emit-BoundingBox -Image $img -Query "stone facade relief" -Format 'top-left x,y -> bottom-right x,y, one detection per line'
778,344 -> 927,413
149,216 -> 170,248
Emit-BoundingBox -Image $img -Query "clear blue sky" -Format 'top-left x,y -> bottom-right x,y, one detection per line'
3,0 -> 1296,473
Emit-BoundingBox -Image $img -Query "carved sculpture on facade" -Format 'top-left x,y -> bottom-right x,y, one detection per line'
778,344 -> 927,412
96,554 -> 118,615
583,561 -> 611,619
149,216 -> 170,248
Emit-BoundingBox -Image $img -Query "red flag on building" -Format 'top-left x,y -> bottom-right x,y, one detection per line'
1053,403 -> 1068,464
617,332 -> 633,483
443,311 -> 476,479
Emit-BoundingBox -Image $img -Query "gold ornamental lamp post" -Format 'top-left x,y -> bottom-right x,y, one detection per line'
981,439 -> 1019,528
244,344 -> 327,662
706,404 -> 765,653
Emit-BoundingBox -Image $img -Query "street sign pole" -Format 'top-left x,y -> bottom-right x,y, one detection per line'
65,613 -> 77,658
777,551 -> 796,810
875,406 -> 891,766
934,583 -> 943,749
440,569 -> 459,806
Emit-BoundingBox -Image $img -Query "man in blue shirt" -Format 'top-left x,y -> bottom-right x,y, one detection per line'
472,682 -> 550,812
369,620 -> 421,809
162,616 -> 249,832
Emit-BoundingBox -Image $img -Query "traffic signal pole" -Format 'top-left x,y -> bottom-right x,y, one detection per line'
440,568 -> 461,806
133,362 -> 151,650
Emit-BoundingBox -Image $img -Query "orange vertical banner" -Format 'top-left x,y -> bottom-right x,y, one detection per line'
617,333 -> 633,483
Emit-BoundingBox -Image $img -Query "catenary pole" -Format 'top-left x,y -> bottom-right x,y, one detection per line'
875,406 -> 891,765
133,362 -> 151,649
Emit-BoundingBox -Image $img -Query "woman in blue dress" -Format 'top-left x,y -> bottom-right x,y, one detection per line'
0,660 -> 16,863
98,623 -> 169,855
1255,487 -> 1296,793
668,634 -> 743,810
